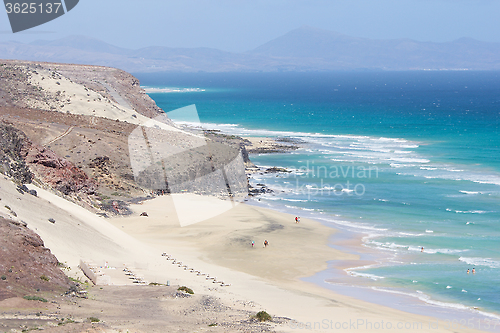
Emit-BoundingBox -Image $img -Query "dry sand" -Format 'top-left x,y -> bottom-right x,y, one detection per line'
21,65 -> 185,134
0,175 -> 485,332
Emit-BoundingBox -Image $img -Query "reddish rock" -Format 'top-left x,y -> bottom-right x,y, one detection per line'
24,144 -> 97,195
0,217 -> 71,300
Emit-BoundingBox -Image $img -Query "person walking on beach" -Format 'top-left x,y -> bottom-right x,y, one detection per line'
251,241 -> 255,248
264,240 -> 269,247
295,217 -> 298,223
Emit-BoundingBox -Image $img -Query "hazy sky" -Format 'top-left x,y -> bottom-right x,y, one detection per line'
1,0 -> 500,52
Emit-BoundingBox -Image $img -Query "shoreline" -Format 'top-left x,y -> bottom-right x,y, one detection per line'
238,134 -> 500,328
245,195 -> 500,330
109,192 -> 488,332
173,115 -> 500,326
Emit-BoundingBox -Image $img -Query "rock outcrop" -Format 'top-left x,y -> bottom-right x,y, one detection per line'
0,217 -> 71,300
0,123 -> 33,184
25,144 -> 97,195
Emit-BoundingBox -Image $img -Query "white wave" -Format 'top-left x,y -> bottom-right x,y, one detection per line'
347,271 -> 385,281
408,246 -> 466,254
388,157 -> 430,163
184,121 -> 372,142
260,196 -> 281,201
370,287 -> 472,311
344,263 -> 386,281
189,121 -> 500,189
370,242 -> 466,255
459,257 -> 500,269
425,230 -> 433,233
183,121 -> 427,165
317,217 -> 388,232
369,241 -> 409,251
398,232 -> 425,237
368,286 -> 500,321
446,208 -> 490,214
459,190 -> 479,195
144,87 -> 205,93
455,210 -> 491,214
399,165 -> 500,187
320,186 -> 343,191
281,198 -> 309,202
446,286 -> 452,289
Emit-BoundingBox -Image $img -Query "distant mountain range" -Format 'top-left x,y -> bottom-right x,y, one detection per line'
1,26 -> 500,72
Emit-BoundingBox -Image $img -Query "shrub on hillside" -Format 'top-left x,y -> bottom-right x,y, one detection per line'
177,286 -> 194,294
255,311 -> 272,322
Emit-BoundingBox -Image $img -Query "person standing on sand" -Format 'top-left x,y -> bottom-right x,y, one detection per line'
264,240 -> 269,247
251,241 -> 255,248
295,217 -> 298,223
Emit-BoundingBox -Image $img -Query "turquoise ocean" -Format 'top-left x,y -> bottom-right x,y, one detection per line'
137,72 -> 500,324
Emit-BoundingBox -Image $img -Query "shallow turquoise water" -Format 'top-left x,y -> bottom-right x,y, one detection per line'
137,71 -> 500,316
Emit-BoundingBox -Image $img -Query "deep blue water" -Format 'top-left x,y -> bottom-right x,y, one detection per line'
136,71 -> 500,318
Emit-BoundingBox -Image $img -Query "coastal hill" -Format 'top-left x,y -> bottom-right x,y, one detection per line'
1,26 -> 500,71
0,60 -> 248,212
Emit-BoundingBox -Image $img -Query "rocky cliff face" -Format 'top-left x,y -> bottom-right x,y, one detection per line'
0,217 -> 71,300
25,143 -> 97,196
0,122 -> 97,196
0,123 -> 32,184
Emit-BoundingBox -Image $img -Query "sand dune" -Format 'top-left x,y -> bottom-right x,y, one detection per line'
23,66 -> 185,134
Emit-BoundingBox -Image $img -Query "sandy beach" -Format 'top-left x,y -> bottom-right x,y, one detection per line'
0,173 -> 487,332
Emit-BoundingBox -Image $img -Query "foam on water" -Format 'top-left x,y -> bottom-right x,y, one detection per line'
367,241 -> 467,254
143,87 -> 205,93
459,257 -> 500,269
179,121 -> 500,191
369,286 -> 500,320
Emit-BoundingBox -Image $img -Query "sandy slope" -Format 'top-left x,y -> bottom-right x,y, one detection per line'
23,66 -> 184,134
